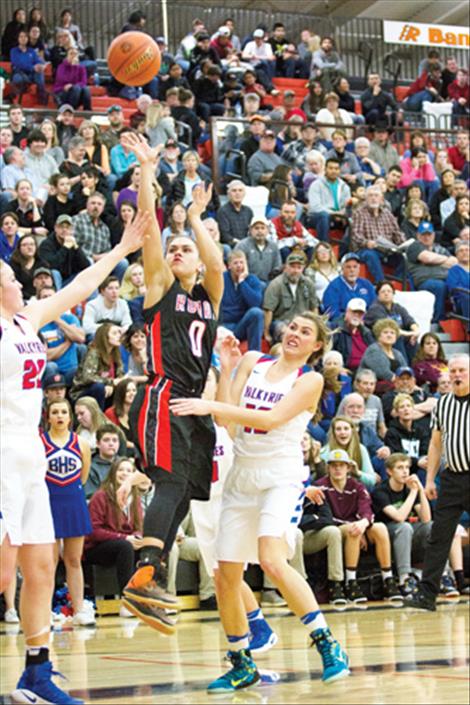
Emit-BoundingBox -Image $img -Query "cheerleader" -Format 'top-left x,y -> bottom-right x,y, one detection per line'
41,399 -> 93,626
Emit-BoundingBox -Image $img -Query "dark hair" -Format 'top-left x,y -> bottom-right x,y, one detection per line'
81,164 -> 101,180
428,49 -> 440,58
112,378 -> 137,418
46,398 -> 74,427
119,199 -> 137,219
325,157 -> 340,167
405,182 -> 424,200
0,211 -> 19,227
101,456 -> 142,532
410,146 -> 426,158
96,423 -> 120,442
49,172 -> 69,188
413,332 -> 447,364
128,10 -> 146,23
166,200 -> 188,231
10,233 -> 38,269
272,22 -> 285,30
123,322 -> 146,351
98,275 -> 119,293
376,279 -> 394,295
60,8 -> 72,18
26,129 -> 47,145
387,165 -> 402,174
92,322 -> 123,367
8,104 -> 23,115
178,88 -> 194,103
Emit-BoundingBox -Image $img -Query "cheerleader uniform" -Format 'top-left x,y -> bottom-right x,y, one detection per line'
41,431 -> 92,538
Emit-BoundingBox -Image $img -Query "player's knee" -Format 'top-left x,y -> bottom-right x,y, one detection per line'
259,557 -> 285,582
23,554 -> 54,590
63,553 -> 83,570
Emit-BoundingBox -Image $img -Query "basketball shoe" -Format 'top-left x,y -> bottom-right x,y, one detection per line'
311,628 -> 350,683
11,661 -> 83,704
121,597 -> 177,635
207,649 -> 260,693
124,558 -> 180,609
249,618 -> 278,655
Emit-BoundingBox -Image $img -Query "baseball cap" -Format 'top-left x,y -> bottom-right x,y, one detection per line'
301,121 -> 316,130
196,31 -> 210,41
250,215 -> 270,227
417,221 -> 434,235
286,252 -> 306,264
107,105 -> 123,114
155,36 -> 166,44
284,89 -> 295,97
43,372 -> 66,390
396,366 -> 415,377
253,29 -> 265,38
165,138 -> 178,148
347,298 -> 367,312
249,114 -> 267,123
58,104 -> 74,114
218,26 -> 231,36
261,129 -> 275,138
225,71 -> 238,81
56,214 -> 73,225
33,266 -> 52,278
326,449 -> 353,464
341,253 -> 361,264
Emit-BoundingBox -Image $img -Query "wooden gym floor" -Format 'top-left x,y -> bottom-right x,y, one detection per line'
1,599 -> 469,704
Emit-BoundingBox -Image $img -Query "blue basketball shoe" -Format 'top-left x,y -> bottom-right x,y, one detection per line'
249,617 -> 278,655
311,628 -> 350,683
207,649 -> 260,693
11,661 -> 83,704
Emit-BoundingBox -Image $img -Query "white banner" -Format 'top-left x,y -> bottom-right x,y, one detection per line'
383,20 -> 469,49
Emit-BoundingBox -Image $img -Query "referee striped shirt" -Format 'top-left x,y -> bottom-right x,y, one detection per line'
431,393 -> 469,473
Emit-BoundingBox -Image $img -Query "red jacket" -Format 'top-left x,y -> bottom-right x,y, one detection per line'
84,488 -> 143,551
447,145 -> 467,172
407,71 -> 441,97
271,215 -> 304,240
448,80 -> 469,106
314,476 -> 374,525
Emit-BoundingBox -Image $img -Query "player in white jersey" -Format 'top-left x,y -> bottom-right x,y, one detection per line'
171,312 -> 350,693
0,212 -> 150,705
191,364 -> 278,655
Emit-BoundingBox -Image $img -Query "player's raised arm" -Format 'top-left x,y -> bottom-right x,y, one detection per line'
23,211 -> 151,331
187,183 -> 224,314
121,132 -> 174,307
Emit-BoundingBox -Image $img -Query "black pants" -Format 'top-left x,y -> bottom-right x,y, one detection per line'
85,540 -> 137,593
143,474 -> 192,557
421,470 -> 470,598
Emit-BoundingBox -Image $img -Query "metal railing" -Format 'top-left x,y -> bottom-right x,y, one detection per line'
1,0 -> 468,81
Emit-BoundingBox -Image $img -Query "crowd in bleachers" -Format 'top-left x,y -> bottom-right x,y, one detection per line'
0,9 -> 469,624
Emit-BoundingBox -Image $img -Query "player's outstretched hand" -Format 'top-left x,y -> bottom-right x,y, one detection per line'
170,397 -> 213,416
219,334 -> 242,373
188,183 -> 213,220
120,132 -> 162,164
118,210 -> 151,254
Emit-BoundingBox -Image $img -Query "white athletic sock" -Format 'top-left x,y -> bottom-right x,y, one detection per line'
413,568 -> 422,580
345,569 -> 356,582
247,608 -> 264,623
381,569 -> 393,581
301,610 -> 328,632
227,633 -> 250,651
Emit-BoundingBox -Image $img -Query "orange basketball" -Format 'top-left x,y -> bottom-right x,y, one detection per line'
107,32 -> 161,86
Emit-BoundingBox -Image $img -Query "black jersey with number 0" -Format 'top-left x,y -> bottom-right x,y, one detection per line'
143,279 -> 218,396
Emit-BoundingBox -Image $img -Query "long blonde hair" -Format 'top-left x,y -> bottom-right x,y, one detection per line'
328,415 -> 362,472
75,396 -> 109,434
145,103 -> 164,130
119,262 -> 144,301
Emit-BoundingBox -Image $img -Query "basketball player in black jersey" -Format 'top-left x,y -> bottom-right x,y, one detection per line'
119,134 -> 224,632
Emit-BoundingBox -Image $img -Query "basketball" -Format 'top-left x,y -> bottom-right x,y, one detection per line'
107,32 -> 161,86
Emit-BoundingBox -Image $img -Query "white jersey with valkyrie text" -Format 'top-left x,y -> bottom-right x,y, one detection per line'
233,355 -> 312,465
0,314 -> 46,431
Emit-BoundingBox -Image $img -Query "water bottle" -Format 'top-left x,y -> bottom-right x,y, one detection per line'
93,72 -> 100,86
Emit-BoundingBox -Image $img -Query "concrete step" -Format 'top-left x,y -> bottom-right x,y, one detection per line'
442,342 -> 469,357
436,332 -> 452,342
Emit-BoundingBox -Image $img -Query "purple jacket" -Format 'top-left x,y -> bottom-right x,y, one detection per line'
53,61 -> 87,92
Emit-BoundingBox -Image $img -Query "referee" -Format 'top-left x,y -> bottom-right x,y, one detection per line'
407,353 -> 470,611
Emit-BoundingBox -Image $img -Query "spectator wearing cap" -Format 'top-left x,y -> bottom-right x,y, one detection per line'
381,366 -> 434,425
242,28 -> 276,82
360,72 -> 398,126
279,89 -> 307,122
447,240 -> 470,324
307,157 -> 351,241
193,65 -> 226,122
54,103 -> 77,149
263,252 -> 317,343
53,46 -> 91,110
239,114 -> 267,161
238,215 -> 282,283
100,106 -> 125,152
364,280 -> 420,364
38,283 -> 86,385
39,213 -> 89,285
30,265 -> 55,300
407,221 -> 457,323
316,92 -> 353,142
170,89 -> 201,148
210,26 -> 233,60
281,122 -> 319,171
332,298 -> 375,373
221,250 -> 265,351
223,71 -> 243,112
384,395 -> 431,479
271,200 -> 318,262
159,139 -> 182,183
313,448 -> 400,604
326,130 -> 363,186
217,180 -> 253,248
154,36 -> 175,81
350,185 -> 405,283
247,130 -> 284,186
110,128 -> 139,178
323,252 -> 376,323
369,123 -> 400,173
358,318 -> 407,394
